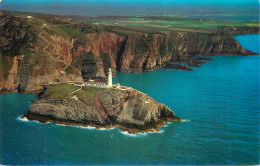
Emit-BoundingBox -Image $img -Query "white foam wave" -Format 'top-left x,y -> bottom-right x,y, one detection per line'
160,121 -> 172,128
120,130 -> 137,137
56,124 -> 67,127
17,116 -> 40,123
182,119 -> 191,123
18,116 -> 29,122
16,116 -> 114,131
155,130 -> 164,134
17,116 -> 115,131
120,129 -> 165,137
101,127 -> 115,131
17,116 -> 165,136
76,126 -> 96,130
75,126 -> 115,131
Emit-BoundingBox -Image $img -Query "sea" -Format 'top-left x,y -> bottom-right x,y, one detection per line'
0,34 -> 259,165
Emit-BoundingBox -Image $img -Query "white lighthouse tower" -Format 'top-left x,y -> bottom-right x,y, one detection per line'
107,68 -> 113,88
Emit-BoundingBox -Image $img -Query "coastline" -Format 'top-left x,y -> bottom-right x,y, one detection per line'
18,116 -> 171,137
0,11 -> 259,94
21,113 -> 182,134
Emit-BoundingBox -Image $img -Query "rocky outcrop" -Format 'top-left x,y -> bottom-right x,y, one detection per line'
23,85 -> 182,133
0,11 -> 259,94
213,26 -> 260,36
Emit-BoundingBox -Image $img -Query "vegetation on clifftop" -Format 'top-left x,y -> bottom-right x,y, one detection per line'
57,25 -> 85,38
44,84 -> 79,99
44,84 -> 102,99
81,16 -> 259,34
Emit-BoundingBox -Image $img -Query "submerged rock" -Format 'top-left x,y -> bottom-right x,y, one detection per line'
23,84 -> 182,133
195,56 -> 213,61
165,63 -> 193,71
186,59 -> 207,67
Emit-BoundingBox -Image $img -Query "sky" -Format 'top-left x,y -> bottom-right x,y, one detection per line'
0,0 -> 259,20
0,0 -> 258,3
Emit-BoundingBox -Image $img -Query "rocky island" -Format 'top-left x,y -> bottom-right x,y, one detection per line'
23,82 -> 182,133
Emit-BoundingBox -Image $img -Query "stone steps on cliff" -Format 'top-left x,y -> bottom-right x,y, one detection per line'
19,56 -> 31,92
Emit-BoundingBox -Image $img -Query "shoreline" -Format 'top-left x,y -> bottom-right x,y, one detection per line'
18,116 -> 169,136
22,112 -> 182,134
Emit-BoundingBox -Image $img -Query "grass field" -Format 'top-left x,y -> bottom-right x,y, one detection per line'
85,16 -> 259,33
75,86 -> 101,97
44,84 -> 79,99
57,25 -> 85,38
44,84 -> 102,99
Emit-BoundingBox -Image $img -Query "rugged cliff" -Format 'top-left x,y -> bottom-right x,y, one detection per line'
0,11 -> 259,94
23,84 -> 182,133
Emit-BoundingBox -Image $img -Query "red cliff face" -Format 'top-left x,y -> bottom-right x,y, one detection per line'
72,32 -> 126,77
0,11 -> 257,94
109,32 -> 254,73
3,56 -> 20,92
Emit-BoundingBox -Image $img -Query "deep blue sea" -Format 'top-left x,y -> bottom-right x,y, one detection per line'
0,34 -> 259,165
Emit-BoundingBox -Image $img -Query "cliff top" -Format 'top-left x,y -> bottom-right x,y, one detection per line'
43,83 -> 112,99
2,10 -> 259,36
69,15 -> 259,34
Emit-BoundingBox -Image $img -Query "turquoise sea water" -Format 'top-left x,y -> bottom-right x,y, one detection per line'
0,34 -> 259,165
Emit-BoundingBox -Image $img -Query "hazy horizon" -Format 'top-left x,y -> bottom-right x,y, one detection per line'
0,0 -> 259,21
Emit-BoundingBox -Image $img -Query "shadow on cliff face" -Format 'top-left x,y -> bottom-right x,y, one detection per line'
73,52 -> 99,81
116,36 -> 128,71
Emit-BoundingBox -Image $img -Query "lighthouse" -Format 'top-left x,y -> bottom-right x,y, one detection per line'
107,68 -> 113,88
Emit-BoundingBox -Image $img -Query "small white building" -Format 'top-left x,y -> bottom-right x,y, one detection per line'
72,95 -> 78,100
115,83 -> 120,89
27,16 -> 32,19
